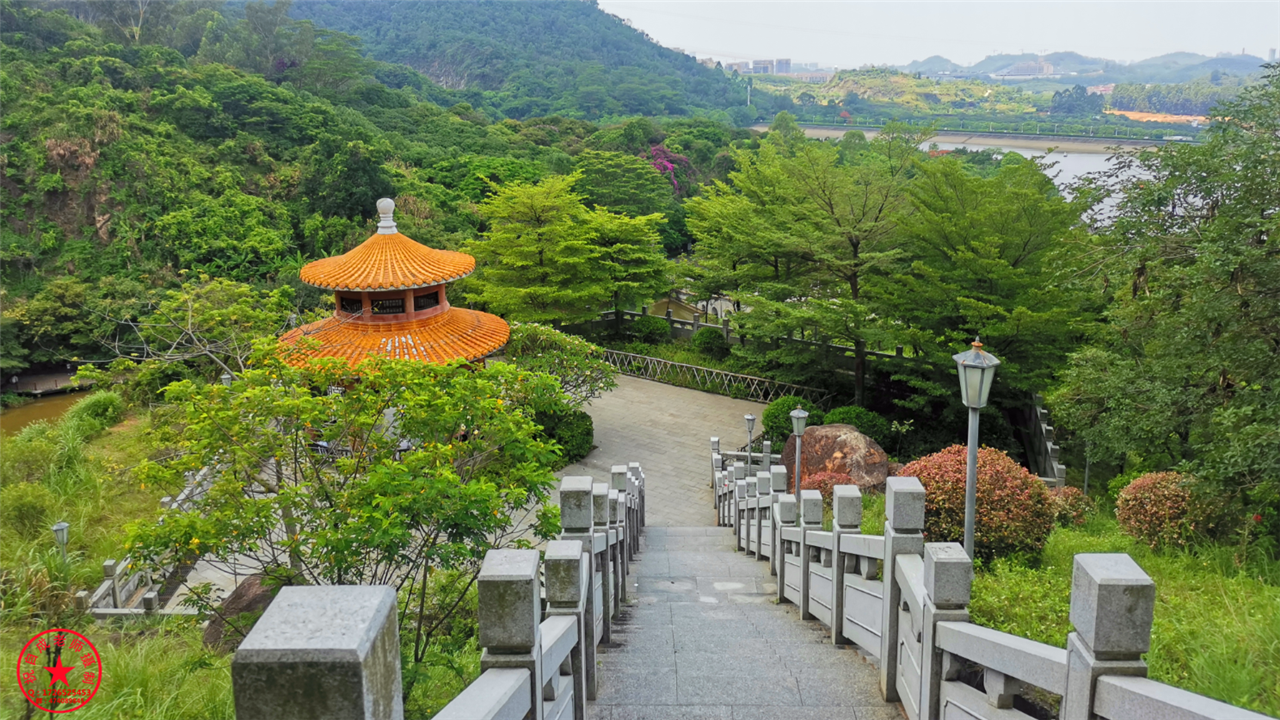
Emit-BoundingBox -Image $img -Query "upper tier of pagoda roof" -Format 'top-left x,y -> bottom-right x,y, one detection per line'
299,199 -> 475,292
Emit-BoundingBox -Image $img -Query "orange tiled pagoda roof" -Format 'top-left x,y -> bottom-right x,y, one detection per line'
279,309 -> 509,367
279,198 -> 509,367
300,232 -> 475,292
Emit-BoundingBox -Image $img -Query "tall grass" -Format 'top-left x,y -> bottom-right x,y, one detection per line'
0,618 -> 233,719
970,515 -> 1280,715
0,395 -> 171,626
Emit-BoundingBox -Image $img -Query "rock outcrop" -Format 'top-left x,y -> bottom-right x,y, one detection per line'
782,424 -> 890,494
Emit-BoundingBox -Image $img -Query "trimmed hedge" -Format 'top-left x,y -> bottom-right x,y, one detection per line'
1116,472 -> 1216,548
762,395 -> 824,442
691,327 -> 731,359
822,405 -> 890,445
628,315 -> 671,345
536,408 -> 595,470
901,445 -> 1055,560
1048,486 -> 1095,527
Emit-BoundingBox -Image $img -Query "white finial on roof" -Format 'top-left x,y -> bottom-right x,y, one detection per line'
376,198 -> 396,234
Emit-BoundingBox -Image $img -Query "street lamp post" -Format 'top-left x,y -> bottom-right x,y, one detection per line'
952,337 -> 1001,559
789,406 -> 809,502
51,521 -> 69,565
744,414 -> 756,473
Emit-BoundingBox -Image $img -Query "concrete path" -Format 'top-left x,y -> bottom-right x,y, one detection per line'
588,527 -> 900,719
559,376 -> 766,527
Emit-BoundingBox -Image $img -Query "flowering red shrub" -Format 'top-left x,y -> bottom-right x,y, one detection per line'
1116,472 -> 1214,548
801,471 -> 852,506
1048,486 -> 1095,527
900,445 -> 1055,560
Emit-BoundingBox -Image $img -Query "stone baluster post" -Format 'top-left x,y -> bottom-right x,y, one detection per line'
775,494 -> 797,603
797,488 -> 823,620
628,462 -> 645,527
592,482 -> 612,643
761,440 -> 772,470
103,559 -> 119,608
722,316 -> 731,341
880,476 -> 926,702
744,474 -> 758,554
710,435 -> 721,499
754,470 -> 772,560
608,489 -> 624,609
557,477 -> 598,699
478,550 -> 544,720
545,540 -> 588,720
232,586 -> 403,720
1062,554 -> 1154,720
768,465 -> 788,576
611,466 -> 632,565
920,543 -> 972,720
830,484 -> 862,645
734,478 -> 748,551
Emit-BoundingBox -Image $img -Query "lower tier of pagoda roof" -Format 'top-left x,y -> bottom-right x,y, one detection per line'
279,307 -> 509,367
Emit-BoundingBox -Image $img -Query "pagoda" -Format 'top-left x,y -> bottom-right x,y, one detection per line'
279,198 -> 509,366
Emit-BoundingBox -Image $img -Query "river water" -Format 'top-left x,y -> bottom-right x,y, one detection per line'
0,392 -> 88,436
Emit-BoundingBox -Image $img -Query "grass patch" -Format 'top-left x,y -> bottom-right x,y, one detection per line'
1,410 -> 171,625
970,515 -> 1280,715
0,617 -> 233,719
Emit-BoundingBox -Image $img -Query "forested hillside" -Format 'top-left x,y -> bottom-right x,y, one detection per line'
0,0 -> 751,374
288,0 -> 789,124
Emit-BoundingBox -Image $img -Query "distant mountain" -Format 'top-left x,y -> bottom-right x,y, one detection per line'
288,0 -> 785,123
899,50 -> 1266,85
902,55 -> 963,74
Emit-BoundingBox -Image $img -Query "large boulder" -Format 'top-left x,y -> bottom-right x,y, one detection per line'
782,424 -> 890,494
203,574 -> 277,652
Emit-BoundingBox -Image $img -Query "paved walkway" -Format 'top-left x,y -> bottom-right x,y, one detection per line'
559,376 -> 766,527
588,527 -> 900,719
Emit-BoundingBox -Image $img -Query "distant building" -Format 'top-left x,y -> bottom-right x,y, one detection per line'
775,58 -> 792,74
992,59 -> 1058,79
698,57 -> 719,68
779,72 -> 833,83
753,60 -> 774,74
1270,48 -> 1277,62
724,61 -> 750,74
1087,83 -> 1115,95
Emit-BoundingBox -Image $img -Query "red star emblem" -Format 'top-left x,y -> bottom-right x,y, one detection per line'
44,656 -> 73,687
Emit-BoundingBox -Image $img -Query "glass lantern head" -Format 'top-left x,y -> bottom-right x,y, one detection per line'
790,406 -> 809,436
952,337 -> 1001,409
51,521 -> 69,547
744,414 -> 756,435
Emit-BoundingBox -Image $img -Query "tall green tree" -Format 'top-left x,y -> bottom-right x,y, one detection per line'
686,114 -> 926,394
1049,66 -> 1280,538
465,174 -> 609,323
879,154 -> 1091,416
587,207 -> 671,330
126,351 -> 564,704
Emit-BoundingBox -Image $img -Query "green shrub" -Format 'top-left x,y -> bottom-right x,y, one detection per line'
691,327 -> 731,359
762,395 -> 824,442
65,390 -> 126,429
1,482 -> 58,539
1048,486 -> 1095,527
628,315 -> 671,345
1116,472 -> 1217,549
901,444 -> 1055,560
823,405 -> 891,445
0,430 -> 57,485
536,408 -> 595,470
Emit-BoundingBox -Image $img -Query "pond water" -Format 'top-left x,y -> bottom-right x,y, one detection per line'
0,392 -> 88,436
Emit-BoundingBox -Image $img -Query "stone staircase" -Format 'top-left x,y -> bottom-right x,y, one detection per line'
590,526 -> 898,720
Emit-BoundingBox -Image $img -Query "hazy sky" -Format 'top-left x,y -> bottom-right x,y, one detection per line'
596,1 -> 1280,67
